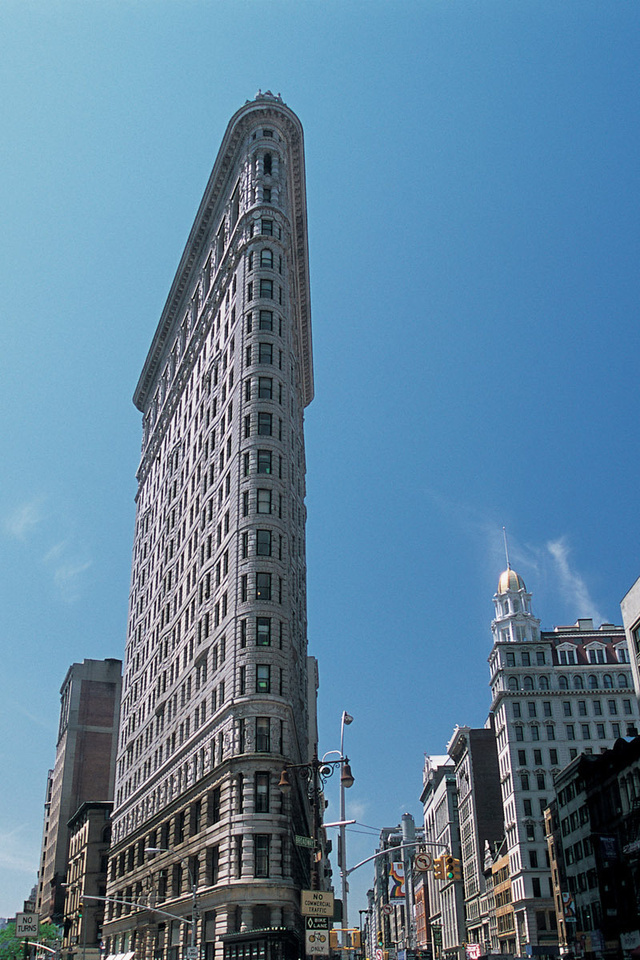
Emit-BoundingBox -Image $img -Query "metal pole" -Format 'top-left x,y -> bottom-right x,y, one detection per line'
340,712 -> 352,936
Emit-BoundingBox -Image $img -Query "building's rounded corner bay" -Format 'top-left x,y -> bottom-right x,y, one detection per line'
105,95 -> 316,960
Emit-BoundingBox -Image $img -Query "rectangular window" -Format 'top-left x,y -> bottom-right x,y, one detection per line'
563,702 -> 572,717
259,342 -> 273,364
254,835 -> 270,877
261,219 -> 273,236
513,703 -> 521,718
531,725 -> 540,741
258,376 -> 273,399
247,282 -> 253,301
258,412 -> 273,435
533,749 -> 542,765
536,651 -> 546,665
528,702 -> 537,718
240,619 -> 247,648
257,449 -> 272,474
259,279 -> 273,299
257,617 -> 271,646
578,701 -> 587,717
546,725 -> 555,741
597,723 -> 606,739
240,575 -> 247,602
537,772 -> 545,789
256,717 -> 270,752
581,724 -> 591,739
255,773 -> 270,813
257,489 -> 272,514
549,749 -> 558,765
256,572 -> 272,600
608,700 -> 618,715
624,699 -> 633,714
515,726 -> 524,741
239,665 -> 246,695
566,724 -> 575,741
244,414 -> 251,437
256,529 -> 272,556
256,664 -> 271,693
612,722 -> 621,737
259,310 -> 273,331
242,491 -> 249,517
523,799 -> 532,816
518,749 -> 526,765
241,532 -> 248,559
594,700 -> 603,715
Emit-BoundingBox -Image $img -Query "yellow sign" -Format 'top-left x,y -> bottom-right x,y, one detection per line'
301,890 -> 335,917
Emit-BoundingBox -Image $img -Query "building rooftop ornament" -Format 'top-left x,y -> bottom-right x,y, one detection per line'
497,567 -> 526,595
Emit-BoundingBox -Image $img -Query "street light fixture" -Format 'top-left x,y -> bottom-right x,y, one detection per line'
278,749 -> 355,889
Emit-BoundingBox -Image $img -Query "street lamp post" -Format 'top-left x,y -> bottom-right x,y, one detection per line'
339,712 -> 353,937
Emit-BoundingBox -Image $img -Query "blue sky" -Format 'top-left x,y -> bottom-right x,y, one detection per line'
2,0 -> 640,923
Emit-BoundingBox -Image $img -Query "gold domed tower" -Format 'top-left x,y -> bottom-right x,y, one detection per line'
492,565 -> 540,645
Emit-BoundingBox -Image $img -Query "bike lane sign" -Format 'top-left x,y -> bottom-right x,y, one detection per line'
305,917 -> 330,956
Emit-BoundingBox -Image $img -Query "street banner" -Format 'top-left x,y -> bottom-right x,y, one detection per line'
389,861 -> 405,901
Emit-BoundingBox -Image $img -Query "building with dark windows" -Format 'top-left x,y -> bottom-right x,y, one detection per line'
489,567 -> 639,954
102,93 -> 317,960
545,737 -> 640,958
36,658 -> 122,924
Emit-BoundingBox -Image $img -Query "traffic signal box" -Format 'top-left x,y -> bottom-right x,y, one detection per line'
433,856 -> 461,881
330,930 -> 362,950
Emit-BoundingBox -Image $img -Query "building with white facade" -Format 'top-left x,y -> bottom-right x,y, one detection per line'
489,566 -> 639,953
103,93 -> 318,960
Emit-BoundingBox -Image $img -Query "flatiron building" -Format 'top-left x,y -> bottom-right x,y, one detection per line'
104,92 -> 316,960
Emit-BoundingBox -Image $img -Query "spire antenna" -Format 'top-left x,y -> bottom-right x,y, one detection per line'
503,527 -> 511,569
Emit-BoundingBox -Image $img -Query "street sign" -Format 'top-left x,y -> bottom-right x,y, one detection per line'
414,853 -> 432,872
301,890 -> 334,917
295,835 -> 315,849
382,904 -> 393,916
16,913 -> 39,937
375,950 -> 384,960
305,917 -> 330,956
185,948 -> 199,960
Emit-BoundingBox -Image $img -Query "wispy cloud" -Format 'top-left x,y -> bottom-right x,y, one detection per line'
47,556 -> 92,603
546,537 -> 605,626
0,826 -> 39,875
4,499 -> 43,540
424,487 -> 607,625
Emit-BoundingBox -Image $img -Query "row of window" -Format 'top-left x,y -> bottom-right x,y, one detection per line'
513,720 -> 633,742
507,672 -> 629,692
512,697 -> 634,719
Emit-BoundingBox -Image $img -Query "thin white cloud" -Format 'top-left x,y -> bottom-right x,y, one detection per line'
546,537 -> 605,626
0,827 -> 39,875
51,559 -> 93,603
4,500 -> 43,540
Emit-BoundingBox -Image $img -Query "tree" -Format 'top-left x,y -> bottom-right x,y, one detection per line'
0,923 -> 61,960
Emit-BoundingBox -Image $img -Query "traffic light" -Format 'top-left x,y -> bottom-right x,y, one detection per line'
377,930 -> 383,947
443,856 -> 462,881
433,857 -> 445,880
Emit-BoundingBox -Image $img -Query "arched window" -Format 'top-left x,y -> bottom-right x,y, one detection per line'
508,677 -> 519,692
260,248 -> 273,268
573,675 -> 584,689
559,676 -> 569,690
603,674 -> 613,689
619,673 -> 629,687
523,676 -> 534,691
588,674 -> 599,689
539,676 -> 549,691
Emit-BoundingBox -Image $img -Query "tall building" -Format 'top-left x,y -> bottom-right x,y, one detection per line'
36,658 -> 122,923
446,723 -> 504,952
420,756 -> 466,960
103,93 -> 316,960
489,566 -> 639,953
